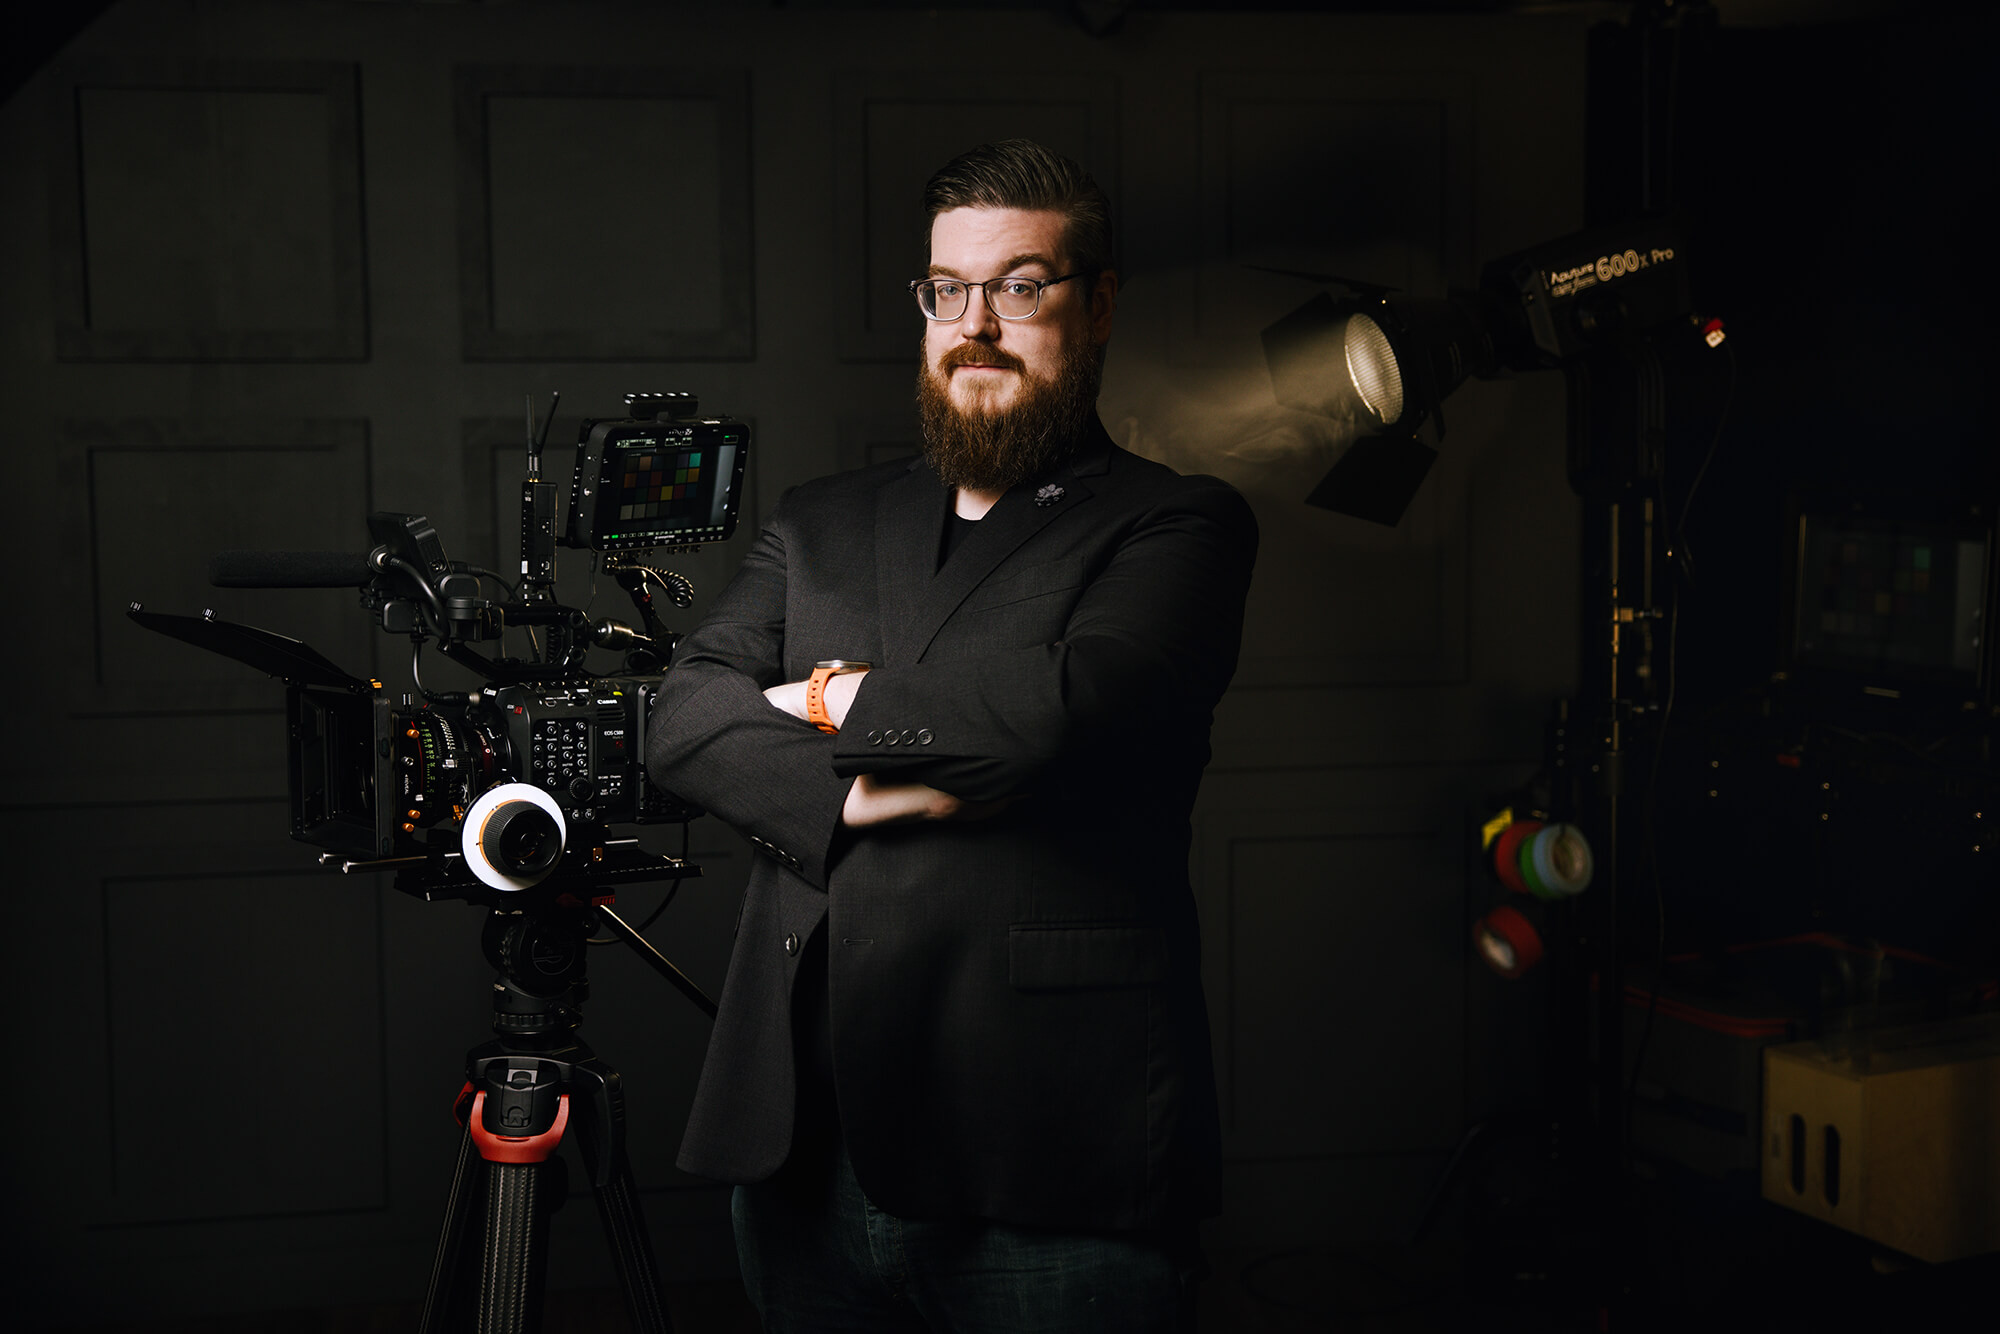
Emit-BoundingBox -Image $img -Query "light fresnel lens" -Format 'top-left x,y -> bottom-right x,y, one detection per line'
1344,313 -> 1405,426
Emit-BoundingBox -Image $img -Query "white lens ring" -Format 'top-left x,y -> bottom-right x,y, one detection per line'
462,782 -> 568,892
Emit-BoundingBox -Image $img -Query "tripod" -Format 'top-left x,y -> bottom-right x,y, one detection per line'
397,848 -> 718,1334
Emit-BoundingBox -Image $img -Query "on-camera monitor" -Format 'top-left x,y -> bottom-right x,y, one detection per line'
574,417 -> 748,552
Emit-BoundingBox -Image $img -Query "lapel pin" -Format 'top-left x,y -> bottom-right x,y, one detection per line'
1035,483 -> 1065,507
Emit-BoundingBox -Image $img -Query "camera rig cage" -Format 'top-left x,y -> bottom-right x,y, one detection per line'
129,391 -> 749,908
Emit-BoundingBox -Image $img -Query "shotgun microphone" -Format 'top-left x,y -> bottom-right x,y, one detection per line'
208,549 -> 378,588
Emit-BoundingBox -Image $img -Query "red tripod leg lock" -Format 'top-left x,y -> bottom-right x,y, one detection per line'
467,1089 -> 570,1163
454,1061 -> 572,1163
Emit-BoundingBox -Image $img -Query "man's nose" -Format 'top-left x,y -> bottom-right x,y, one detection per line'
958,284 -> 1003,338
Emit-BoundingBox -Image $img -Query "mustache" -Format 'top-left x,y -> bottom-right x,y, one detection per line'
940,344 -> 1026,374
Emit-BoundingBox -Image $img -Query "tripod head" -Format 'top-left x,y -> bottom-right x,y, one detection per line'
484,906 -> 592,1039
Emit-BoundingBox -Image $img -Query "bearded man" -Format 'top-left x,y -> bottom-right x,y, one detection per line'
647,139 -> 1258,1332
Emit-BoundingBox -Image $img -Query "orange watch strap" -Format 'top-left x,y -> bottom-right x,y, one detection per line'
806,667 -> 839,734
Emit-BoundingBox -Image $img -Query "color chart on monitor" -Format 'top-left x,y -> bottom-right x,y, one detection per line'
1795,515 -> 1987,681
613,446 -> 706,529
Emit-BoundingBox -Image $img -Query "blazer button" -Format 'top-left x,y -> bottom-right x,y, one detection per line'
867,729 -> 882,745
885,731 -> 899,746
900,729 -> 916,745
916,728 -> 933,745
784,932 -> 800,956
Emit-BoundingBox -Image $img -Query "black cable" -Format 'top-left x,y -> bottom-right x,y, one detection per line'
587,825 -> 693,944
463,565 -> 518,599
1625,594 -> 1680,1163
614,558 -> 694,609
1667,339 -> 1739,583
410,638 -> 438,703
634,876 -> 684,935
1621,282 -> 1735,1161
381,553 -> 449,628
582,550 -> 601,617
1619,341 -> 1734,1164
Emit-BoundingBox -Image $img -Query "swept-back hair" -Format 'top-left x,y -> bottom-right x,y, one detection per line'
922,139 -> 1117,277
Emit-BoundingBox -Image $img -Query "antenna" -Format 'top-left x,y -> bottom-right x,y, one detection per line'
527,389 -> 561,480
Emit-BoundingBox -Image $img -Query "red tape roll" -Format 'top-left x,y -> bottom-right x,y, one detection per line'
1493,820 -> 1543,894
1476,904 -> 1544,979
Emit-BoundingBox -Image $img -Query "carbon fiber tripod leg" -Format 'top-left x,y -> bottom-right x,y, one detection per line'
420,1123 -> 484,1334
476,1160 -> 550,1334
592,1152 -> 673,1334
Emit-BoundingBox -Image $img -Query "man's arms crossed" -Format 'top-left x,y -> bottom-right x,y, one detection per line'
827,479 -> 1257,802
646,470 -> 1258,875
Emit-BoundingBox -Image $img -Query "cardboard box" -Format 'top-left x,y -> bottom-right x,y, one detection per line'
1762,1014 -> 2000,1262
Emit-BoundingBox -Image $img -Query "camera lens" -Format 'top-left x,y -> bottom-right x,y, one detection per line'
483,800 -> 563,875
394,711 -> 496,827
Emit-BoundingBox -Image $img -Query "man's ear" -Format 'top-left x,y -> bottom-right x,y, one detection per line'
1089,269 -> 1118,344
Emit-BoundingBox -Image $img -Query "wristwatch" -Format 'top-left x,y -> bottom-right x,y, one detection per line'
805,660 -> 871,734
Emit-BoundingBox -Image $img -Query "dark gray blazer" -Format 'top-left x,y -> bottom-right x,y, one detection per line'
646,420 -> 1257,1232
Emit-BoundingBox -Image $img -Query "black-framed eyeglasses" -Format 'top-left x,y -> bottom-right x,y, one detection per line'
909,272 -> 1089,322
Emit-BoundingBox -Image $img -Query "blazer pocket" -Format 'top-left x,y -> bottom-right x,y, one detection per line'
962,557 -> 1085,614
1008,923 -> 1167,990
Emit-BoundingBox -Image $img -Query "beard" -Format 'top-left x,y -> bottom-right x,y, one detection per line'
915,330 -> 1102,493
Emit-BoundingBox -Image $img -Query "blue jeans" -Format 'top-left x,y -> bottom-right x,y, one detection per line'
732,1138 -> 1199,1333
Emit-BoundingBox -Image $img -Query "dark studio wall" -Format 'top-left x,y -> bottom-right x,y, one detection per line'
19,0 -> 1952,1324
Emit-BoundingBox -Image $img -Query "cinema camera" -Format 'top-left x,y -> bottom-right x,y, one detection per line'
129,392 -> 749,904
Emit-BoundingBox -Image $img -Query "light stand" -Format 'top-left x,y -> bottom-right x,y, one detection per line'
1262,217 -> 1719,1318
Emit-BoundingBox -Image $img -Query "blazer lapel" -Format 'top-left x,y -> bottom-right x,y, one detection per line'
877,424 -> 1113,666
875,458 -> 951,667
